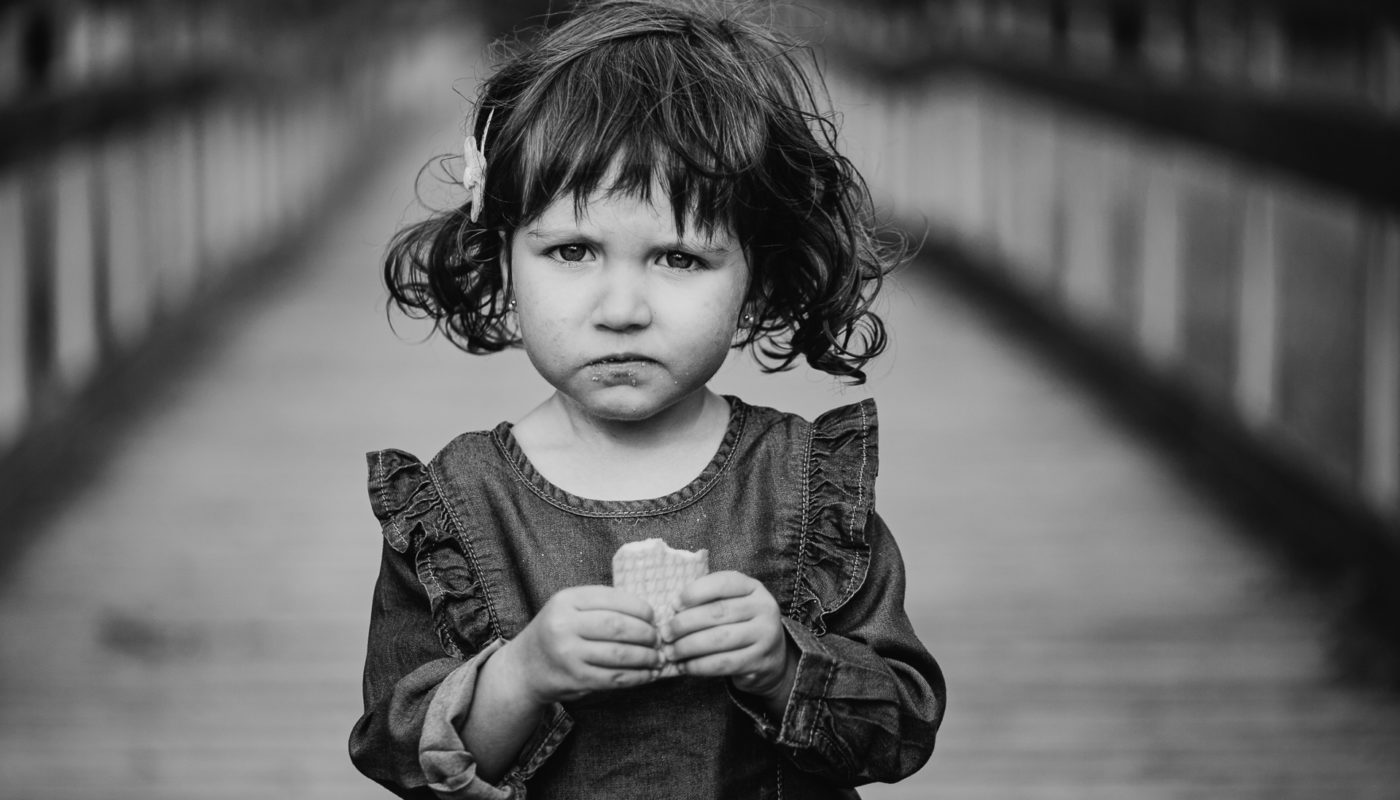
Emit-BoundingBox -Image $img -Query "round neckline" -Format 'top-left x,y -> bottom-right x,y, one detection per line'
490,396 -> 749,518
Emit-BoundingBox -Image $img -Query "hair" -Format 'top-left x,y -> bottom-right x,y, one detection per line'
384,0 -> 900,383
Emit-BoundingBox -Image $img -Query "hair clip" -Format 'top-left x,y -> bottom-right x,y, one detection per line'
463,108 -> 494,223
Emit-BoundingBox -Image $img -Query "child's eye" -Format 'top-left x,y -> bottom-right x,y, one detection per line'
551,244 -> 592,263
662,251 -> 705,271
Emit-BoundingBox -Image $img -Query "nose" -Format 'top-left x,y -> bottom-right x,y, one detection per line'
590,264 -> 652,332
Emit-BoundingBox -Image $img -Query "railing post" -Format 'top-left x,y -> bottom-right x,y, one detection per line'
1376,26 -> 1400,115
1138,152 -> 1181,368
1236,184 -> 1278,428
54,148 -> 99,389
0,175 -> 26,445
21,164 -> 56,412
1362,216 -> 1400,520
91,139 -> 114,361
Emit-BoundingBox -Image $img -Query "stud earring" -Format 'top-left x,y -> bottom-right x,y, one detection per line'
739,312 -> 755,328
508,299 -> 517,311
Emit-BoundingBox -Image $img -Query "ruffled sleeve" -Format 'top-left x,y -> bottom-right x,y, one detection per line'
355,449 -> 568,798
367,449 -> 501,658
370,449 -> 448,554
729,401 -> 944,783
789,399 -> 878,635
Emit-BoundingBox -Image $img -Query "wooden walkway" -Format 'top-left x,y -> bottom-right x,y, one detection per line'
4,67 -> 1400,800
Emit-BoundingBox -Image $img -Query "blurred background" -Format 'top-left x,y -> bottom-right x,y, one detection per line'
1,0 -> 1399,798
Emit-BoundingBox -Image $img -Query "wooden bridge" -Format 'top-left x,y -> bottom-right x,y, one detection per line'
3,3 -> 1400,798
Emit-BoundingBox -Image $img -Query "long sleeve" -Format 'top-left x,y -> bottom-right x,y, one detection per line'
349,542 -> 571,800
354,448 -> 578,798
731,511 -> 946,785
349,540 -> 466,797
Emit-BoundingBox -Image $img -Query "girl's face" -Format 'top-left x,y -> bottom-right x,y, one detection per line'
508,187 -> 749,427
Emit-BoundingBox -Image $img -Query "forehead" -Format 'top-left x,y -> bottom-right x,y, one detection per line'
528,177 -> 738,246
505,53 -> 757,239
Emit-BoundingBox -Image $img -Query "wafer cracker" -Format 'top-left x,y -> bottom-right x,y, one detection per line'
612,538 -> 708,678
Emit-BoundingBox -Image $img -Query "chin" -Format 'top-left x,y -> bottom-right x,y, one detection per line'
573,386 -> 694,424
584,396 -> 665,422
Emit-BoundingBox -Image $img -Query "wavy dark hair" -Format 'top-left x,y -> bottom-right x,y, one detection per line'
384,0 -> 900,383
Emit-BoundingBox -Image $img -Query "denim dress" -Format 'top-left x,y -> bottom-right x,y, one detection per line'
349,398 -> 945,799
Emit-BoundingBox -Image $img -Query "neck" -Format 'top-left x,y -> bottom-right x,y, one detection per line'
510,390 -> 733,501
549,389 -> 726,453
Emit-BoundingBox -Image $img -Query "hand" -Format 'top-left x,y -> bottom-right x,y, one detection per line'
506,586 -> 662,704
660,571 -> 795,702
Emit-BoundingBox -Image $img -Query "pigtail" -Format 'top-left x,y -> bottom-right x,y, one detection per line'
744,173 -> 898,385
382,179 -> 514,354
734,41 -> 902,385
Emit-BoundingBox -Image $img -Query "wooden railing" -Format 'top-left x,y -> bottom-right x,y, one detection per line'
0,1 -> 470,467
789,0 -> 1400,547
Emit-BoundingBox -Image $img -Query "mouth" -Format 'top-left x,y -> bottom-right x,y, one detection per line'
585,354 -> 657,387
587,353 -> 655,367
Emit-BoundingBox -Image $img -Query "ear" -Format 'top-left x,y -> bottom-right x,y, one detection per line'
738,288 -> 765,326
737,255 -> 763,328
735,301 -> 761,335
498,229 -> 514,290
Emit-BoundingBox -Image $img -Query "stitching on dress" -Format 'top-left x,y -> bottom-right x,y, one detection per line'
788,422 -> 814,620
373,451 -> 400,546
842,401 -> 871,601
429,461 -> 505,641
413,547 -> 456,655
513,707 -> 572,780
812,657 -> 837,750
851,401 -> 868,538
494,412 -> 748,518
434,618 -> 465,659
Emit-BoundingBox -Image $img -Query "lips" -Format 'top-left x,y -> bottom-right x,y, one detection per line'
587,353 -> 655,367
586,354 -> 656,388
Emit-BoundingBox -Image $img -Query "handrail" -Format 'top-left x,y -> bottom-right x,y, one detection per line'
839,49 -> 1400,213
0,1 -> 475,472
813,0 -> 1400,211
0,0 -> 426,165
795,0 -> 1400,552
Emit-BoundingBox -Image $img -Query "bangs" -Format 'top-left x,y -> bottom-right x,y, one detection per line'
504,33 -> 769,237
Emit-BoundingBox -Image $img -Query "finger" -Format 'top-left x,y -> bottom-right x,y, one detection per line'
663,621 -> 755,663
675,571 -> 756,610
575,609 -> 662,646
664,581 -> 777,642
563,585 -> 657,622
577,639 -> 664,671
582,664 -> 660,692
669,644 -> 767,680
664,599 -> 751,643
553,662 -> 661,700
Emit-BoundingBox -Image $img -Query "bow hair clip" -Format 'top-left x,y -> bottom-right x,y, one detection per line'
463,108 -> 494,223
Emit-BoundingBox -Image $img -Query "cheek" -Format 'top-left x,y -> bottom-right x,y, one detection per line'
693,295 -> 747,353
507,255 -> 556,330
719,279 -> 750,329
516,308 -> 562,353
518,319 -> 570,380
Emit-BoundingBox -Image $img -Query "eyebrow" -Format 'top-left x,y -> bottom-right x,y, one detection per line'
523,228 -> 737,255
523,228 -> 586,241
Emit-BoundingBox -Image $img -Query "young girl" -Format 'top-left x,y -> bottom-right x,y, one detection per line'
349,2 -> 945,797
